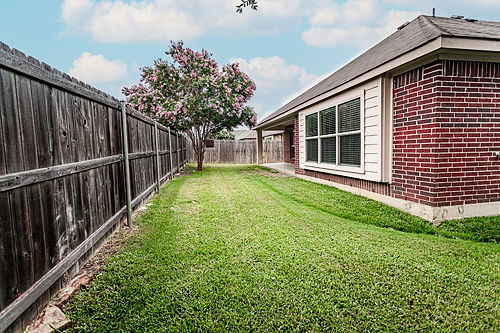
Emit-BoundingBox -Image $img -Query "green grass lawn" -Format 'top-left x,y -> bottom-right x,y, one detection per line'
66,164 -> 500,332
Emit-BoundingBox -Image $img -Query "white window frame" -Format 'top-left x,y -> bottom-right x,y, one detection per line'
304,94 -> 365,174
305,113 -> 319,162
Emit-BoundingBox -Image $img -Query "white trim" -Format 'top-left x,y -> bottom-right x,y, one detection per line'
296,173 -> 500,224
304,162 -> 365,175
380,75 -> 393,184
441,36 -> 500,53
388,76 -> 393,184
360,89 -> 366,173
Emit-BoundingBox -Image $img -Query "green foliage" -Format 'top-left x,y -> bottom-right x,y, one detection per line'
210,129 -> 236,140
66,165 -> 499,332
236,0 -> 258,13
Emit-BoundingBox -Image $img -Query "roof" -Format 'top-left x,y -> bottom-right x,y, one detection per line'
232,130 -> 248,139
258,15 -> 500,127
233,130 -> 283,140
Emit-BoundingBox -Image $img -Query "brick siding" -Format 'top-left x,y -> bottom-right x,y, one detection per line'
294,115 -> 303,175
393,60 -> 500,207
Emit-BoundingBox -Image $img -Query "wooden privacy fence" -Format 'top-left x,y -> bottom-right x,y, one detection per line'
0,42 -> 187,332
187,140 -> 284,164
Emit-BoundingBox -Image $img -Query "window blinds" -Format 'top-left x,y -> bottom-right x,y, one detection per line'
339,134 -> 361,166
321,137 -> 336,163
320,107 -> 336,135
306,113 -> 318,137
306,139 -> 318,162
338,99 -> 360,133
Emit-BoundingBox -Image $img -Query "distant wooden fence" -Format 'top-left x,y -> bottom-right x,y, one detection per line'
0,42 -> 187,332
187,140 -> 283,164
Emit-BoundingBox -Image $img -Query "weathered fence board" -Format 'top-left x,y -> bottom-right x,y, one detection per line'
187,140 -> 283,164
0,42 -> 188,332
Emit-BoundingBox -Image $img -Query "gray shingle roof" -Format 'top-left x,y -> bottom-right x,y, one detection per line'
258,15 -> 500,126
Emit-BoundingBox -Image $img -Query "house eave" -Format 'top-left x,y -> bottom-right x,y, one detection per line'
256,35 -> 500,130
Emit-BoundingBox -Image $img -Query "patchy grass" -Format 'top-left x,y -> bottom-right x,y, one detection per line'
66,164 -> 500,332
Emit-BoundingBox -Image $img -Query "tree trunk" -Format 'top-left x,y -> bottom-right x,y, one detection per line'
197,149 -> 204,171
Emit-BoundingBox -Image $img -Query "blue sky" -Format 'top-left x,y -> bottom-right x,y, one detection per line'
1,0 -> 499,123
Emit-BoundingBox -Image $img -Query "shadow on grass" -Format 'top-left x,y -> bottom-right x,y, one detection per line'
249,165 -> 499,243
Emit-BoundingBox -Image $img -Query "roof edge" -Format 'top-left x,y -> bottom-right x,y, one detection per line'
256,36 -> 443,128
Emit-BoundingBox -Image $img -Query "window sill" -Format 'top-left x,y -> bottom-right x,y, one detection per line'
304,162 -> 365,174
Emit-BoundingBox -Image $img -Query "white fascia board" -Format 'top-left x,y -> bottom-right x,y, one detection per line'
441,36 -> 500,53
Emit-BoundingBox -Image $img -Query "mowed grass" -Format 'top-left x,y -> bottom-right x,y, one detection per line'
251,166 -> 500,243
66,164 -> 500,332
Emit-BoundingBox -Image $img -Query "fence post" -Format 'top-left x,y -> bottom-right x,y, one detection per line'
179,134 -> 184,167
168,127 -> 174,180
256,129 -> 263,164
177,132 -> 181,172
121,101 -> 132,227
182,135 -> 186,166
154,120 -> 160,193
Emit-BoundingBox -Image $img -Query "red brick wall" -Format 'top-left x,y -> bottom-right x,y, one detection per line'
393,60 -> 500,207
294,115 -> 303,175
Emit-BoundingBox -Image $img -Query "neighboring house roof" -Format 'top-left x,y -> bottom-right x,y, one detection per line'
233,130 -> 283,140
232,130 -> 248,140
257,15 -> 500,127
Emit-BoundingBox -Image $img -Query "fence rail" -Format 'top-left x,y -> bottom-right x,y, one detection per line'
187,140 -> 283,164
0,42 -> 187,332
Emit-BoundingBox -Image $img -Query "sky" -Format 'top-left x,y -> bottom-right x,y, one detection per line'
1,0 -> 500,124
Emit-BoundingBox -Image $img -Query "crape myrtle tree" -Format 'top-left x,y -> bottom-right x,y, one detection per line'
123,41 -> 257,171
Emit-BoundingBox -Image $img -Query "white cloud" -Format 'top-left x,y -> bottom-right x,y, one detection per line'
232,56 -> 320,94
309,0 -> 340,26
68,52 -> 128,84
343,0 -> 378,24
230,56 -> 324,121
61,0 -> 500,45
61,0 -> 313,43
302,0 -> 420,48
385,0 -> 500,6
473,0 -> 500,5
61,0 -> 201,42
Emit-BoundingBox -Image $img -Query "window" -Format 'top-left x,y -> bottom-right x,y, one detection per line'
305,113 -> 318,162
306,138 -> 318,162
304,97 -> 361,167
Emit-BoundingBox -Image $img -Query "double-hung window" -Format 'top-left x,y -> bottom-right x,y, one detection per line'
305,97 -> 361,167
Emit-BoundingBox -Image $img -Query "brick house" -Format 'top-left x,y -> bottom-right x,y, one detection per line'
255,15 -> 500,223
